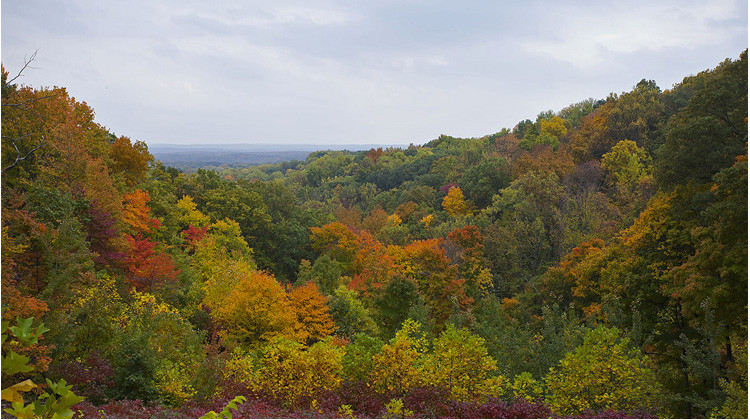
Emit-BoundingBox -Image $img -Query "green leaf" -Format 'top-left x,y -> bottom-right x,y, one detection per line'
2,350 -> 34,375
2,319 -> 9,345
34,324 -> 50,338
9,317 -> 38,346
4,400 -> 36,418
201,396 -> 246,419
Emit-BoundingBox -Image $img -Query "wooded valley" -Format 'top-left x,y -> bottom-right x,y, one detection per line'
1,51 -> 747,418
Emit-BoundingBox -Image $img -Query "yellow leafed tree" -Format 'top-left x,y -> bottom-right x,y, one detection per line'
442,186 -> 472,217
207,265 -> 299,347
422,324 -> 498,401
369,319 -> 427,395
176,195 -> 211,228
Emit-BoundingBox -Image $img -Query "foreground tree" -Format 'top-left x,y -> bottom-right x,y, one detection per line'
544,326 -> 662,416
206,262 -> 299,347
422,324 -> 499,401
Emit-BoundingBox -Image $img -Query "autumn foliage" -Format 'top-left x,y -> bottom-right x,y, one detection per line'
288,282 -> 335,344
1,51 -> 746,419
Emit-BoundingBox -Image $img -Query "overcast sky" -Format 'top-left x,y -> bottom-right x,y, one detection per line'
2,1 -> 747,146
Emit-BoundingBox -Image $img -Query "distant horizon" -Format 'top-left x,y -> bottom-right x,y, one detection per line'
147,142 -> 413,151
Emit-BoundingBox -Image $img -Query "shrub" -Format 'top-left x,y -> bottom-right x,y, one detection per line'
422,324 -> 497,401
247,337 -> 344,405
54,352 -> 114,405
402,386 -> 452,418
369,319 -> 427,395
544,326 -> 662,416
341,333 -> 383,382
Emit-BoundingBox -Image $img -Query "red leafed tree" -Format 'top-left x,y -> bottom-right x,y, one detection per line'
124,234 -> 179,292
181,224 -> 208,252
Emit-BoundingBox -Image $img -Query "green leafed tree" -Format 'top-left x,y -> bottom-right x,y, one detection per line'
545,326 -> 663,416
656,50 -> 747,189
422,324 -> 498,401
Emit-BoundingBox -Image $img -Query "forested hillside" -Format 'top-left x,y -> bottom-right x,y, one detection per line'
1,51 -> 746,419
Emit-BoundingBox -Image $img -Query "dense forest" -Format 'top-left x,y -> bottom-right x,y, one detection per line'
1,51 -> 746,419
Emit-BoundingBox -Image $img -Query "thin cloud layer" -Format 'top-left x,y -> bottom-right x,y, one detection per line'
2,0 -> 747,145
523,0 -> 745,67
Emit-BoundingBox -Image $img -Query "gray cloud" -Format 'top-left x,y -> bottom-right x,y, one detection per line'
2,0 -> 747,145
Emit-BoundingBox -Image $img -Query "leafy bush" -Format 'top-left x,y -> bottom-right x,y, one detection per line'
110,329 -> 160,401
341,333 -> 383,382
2,317 -> 85,419
314,381 -> 389,418
422,324 -> 498,401
240,336 -> 345,406
401,386 -> 452,418
73,399 -> 165,419
54,352 -> 114,405
369,319 -> 427,395
544,326 -> 662,416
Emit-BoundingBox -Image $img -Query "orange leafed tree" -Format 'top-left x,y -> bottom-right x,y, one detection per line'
350,230 -> 396,296
1,192 -> 50,308
512,145 -> 575,180
1,208 -> 49,320
288,282 -> 335,344
541,238 -> 608,311
122,189 -> 161,236
107,136 -> 152,187
400,239 -> 469,328
447,225 -> 493,299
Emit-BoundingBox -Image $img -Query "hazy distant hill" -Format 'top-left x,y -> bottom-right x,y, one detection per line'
148,143 -> 406,171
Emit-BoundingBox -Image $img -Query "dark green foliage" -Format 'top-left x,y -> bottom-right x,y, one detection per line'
559,98 -> 601,128
513,119 -> 537,138
24,185 -> 88,228
295,255 -> 344,295
362,152 -> 439,191
328,285 -> 378,339
473,299 -> 585,379
110,330 -> 160,401
458,157 -> 510,208
657,50 -> 747,188
373,275 -> 421,338
42,216 -> 95,303
342,333 -> 384,382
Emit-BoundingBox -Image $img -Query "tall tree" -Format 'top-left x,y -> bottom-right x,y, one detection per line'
656,50 -> 747,188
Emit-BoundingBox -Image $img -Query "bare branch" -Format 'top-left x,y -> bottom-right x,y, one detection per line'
5,49 -> 39,86
1,134 -> 33,142
2,135 -> 47,173
1,50 -> 52,174
2,93 -> 59,109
